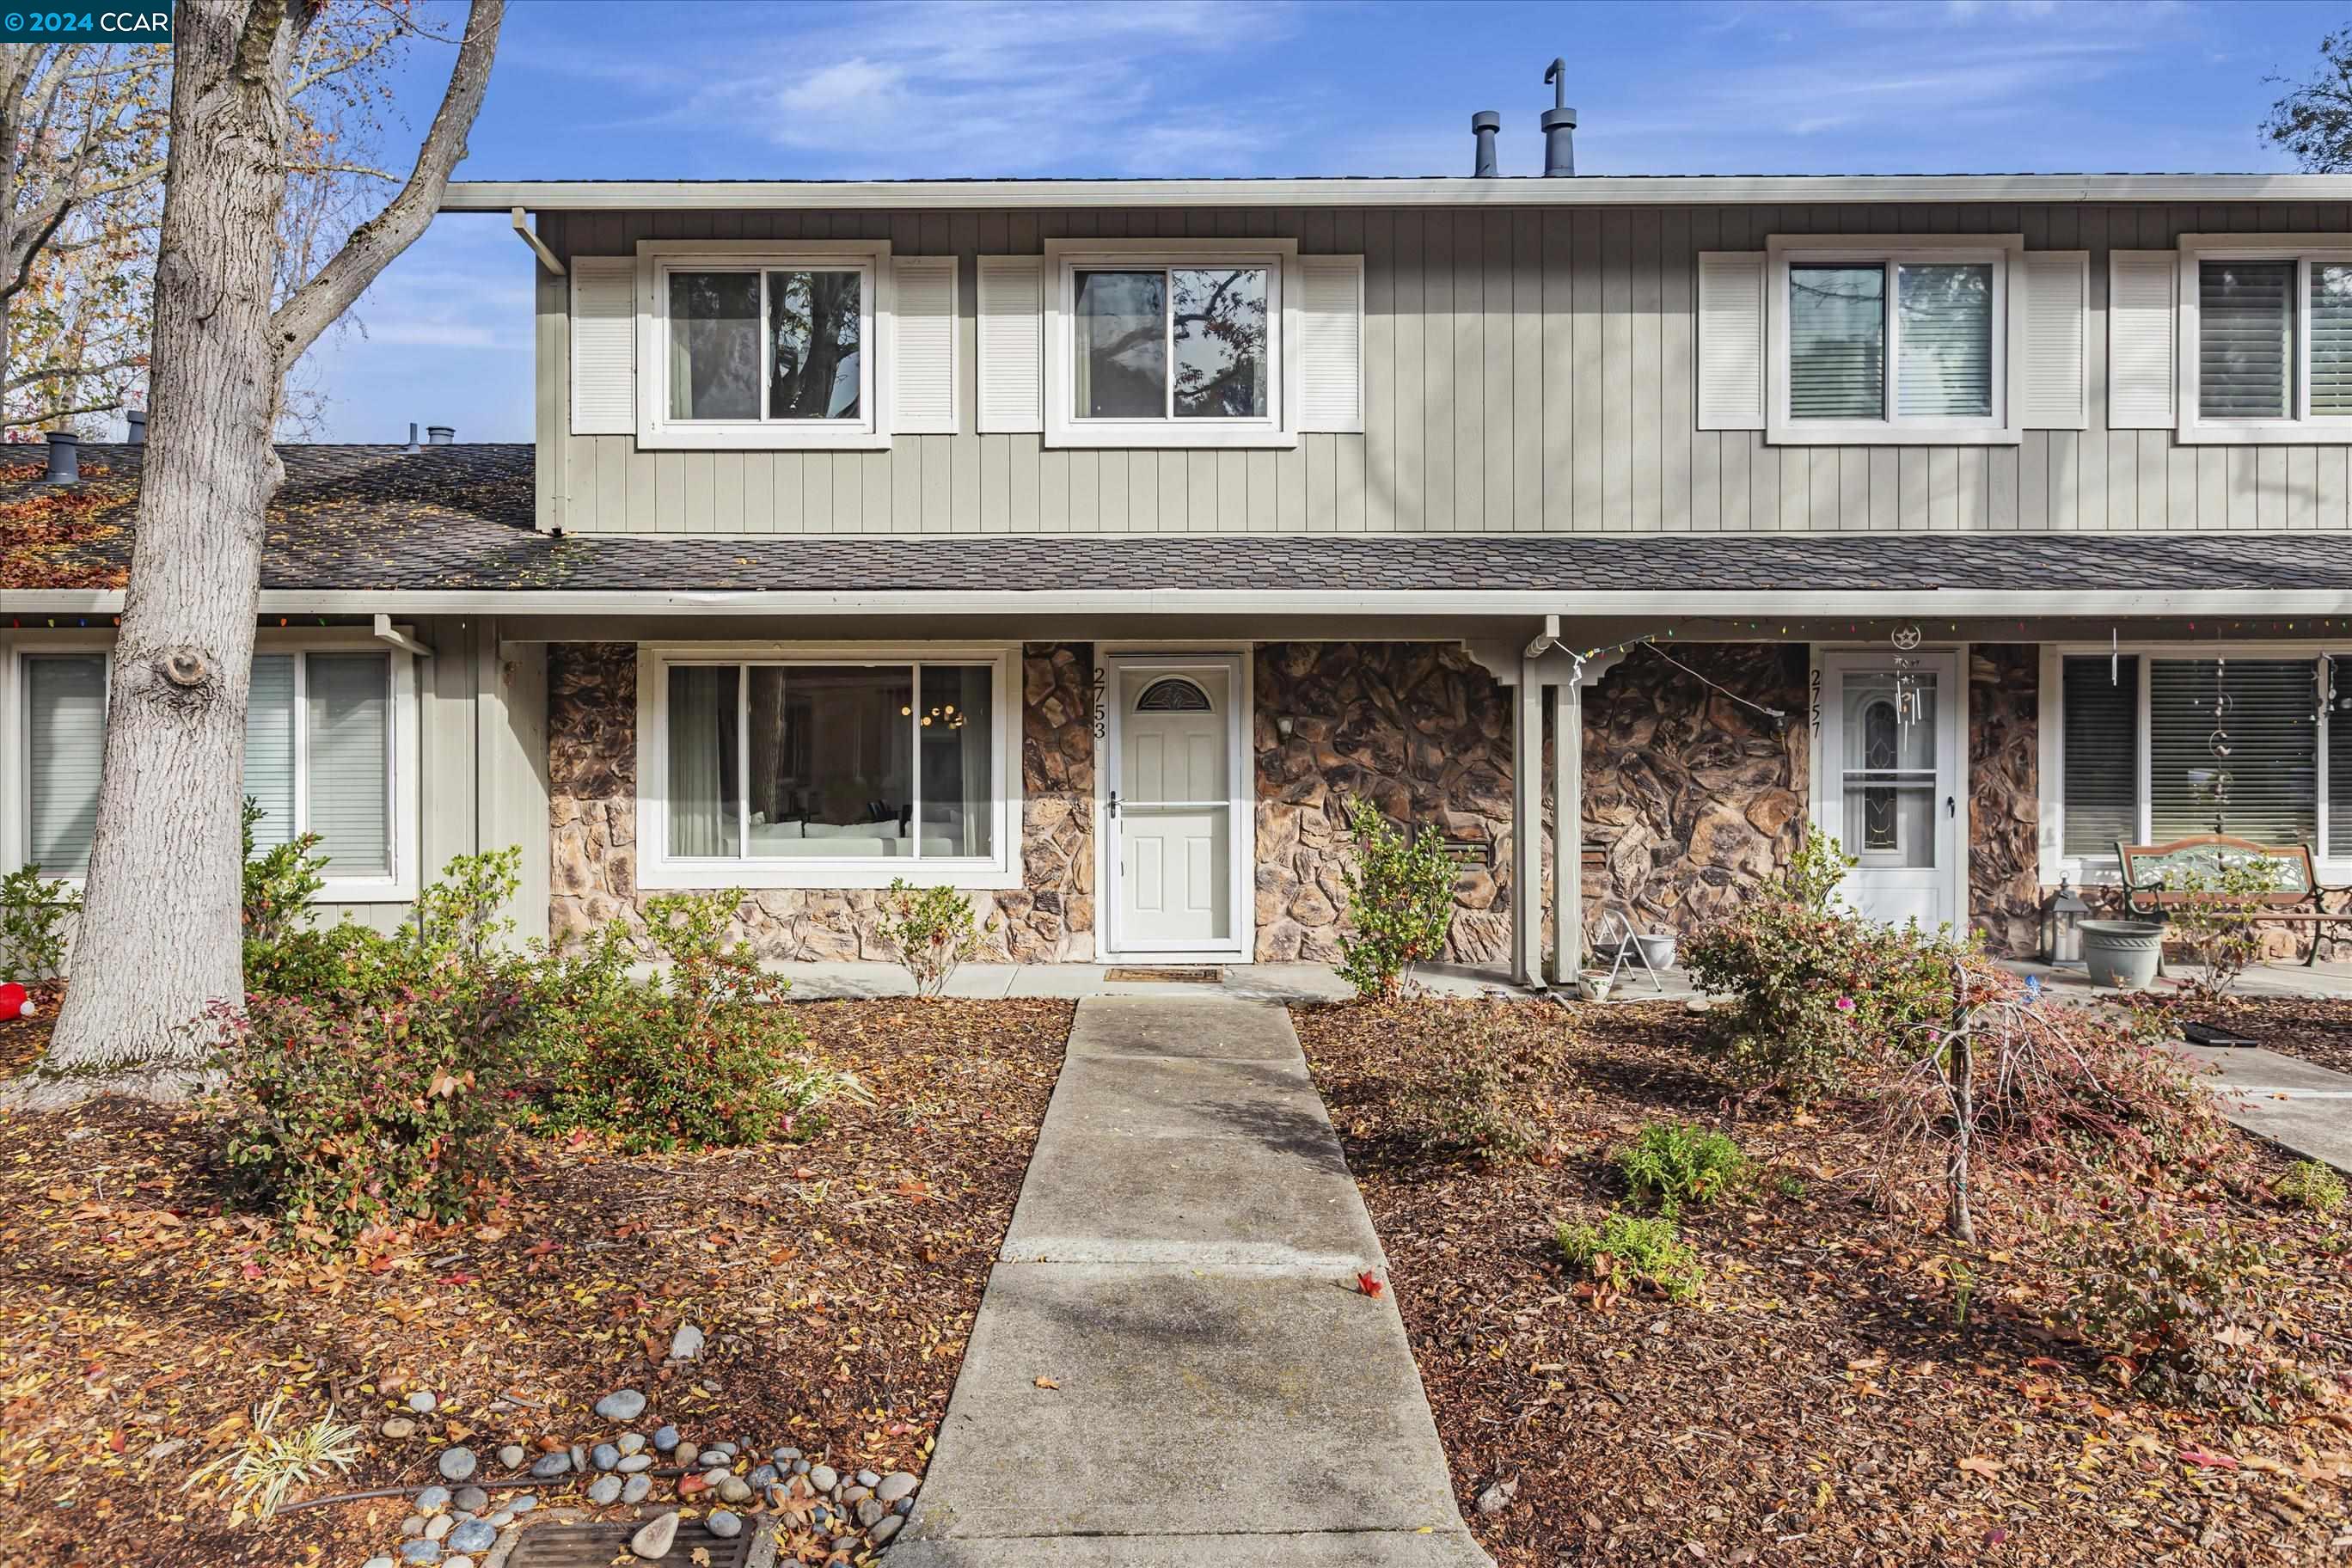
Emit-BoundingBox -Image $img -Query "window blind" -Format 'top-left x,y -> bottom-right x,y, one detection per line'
25,655 -> 105,878
2331,659 -> 2352,859
2198,260 -> 2294,419
1896,263 -> 1993,418
2312,265 -> 2352,417
2150,658 -> 2315,842
244,654 -> 297,848
2061,656 -> 2138,861
1787,264 -> 1884,420
304,653 -> 390,876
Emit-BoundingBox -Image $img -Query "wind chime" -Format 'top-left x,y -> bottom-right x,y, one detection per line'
1890,622 -> 1926,729
2201,657 -> 2233,835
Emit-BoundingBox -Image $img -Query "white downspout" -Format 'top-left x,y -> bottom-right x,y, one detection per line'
1511,658 -> 1546,989
1551,679 -> 1579,990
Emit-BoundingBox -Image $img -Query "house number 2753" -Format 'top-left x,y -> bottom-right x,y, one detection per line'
1089,667 -> 1107,739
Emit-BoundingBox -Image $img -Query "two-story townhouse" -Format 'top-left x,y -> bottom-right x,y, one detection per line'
16,134 -> 2352,985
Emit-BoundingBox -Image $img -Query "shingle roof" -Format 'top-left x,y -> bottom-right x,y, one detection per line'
12,441 -> 2352,596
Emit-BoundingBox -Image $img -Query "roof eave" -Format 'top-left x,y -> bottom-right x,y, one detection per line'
444,172 -> 2352,215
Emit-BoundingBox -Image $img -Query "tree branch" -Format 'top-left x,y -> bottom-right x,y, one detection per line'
268,0 -> 504,378
1,395 -> 119,427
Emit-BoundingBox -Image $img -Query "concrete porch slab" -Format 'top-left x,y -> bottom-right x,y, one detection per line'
886,1530 -> 1494,1567
765,960 -> 1533,1003
2171,1044 -> 2352,1175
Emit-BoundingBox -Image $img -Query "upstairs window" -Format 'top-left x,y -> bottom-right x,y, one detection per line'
2191,255 -> 2352,425
1780,252 -> 2002,433
1074,266 -> 1271,421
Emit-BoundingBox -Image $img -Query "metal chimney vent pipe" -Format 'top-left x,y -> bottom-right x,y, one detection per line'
1470,111 -> 1501,178
1540,58 -> 1576,177
405,421 -> 421,453
42,430 -> 78,484
426,425 -> 454,445
125,409 -> 146,444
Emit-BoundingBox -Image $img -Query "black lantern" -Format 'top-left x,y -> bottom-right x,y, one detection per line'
2042,877 -> 2089,965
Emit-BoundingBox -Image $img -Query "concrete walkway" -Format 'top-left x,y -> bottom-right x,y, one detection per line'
772,959 -> 1527,1003
892,997 -> 1491,1568
2173,1043 -> 2352,1176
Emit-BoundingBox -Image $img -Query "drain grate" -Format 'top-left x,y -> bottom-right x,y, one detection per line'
504,1521 -> 756,1567
1104,965 -> 1224,983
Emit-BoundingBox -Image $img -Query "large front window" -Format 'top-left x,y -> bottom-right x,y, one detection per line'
2059,652 -> 2334,867
648,650 -> 1014,886
17,647 -> 397,884
2192,256 -> 2352,424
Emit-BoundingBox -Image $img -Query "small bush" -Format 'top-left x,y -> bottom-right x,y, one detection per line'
1682,834 -> 1958,1103
2060,1205 -> 2288,1412
1555,1210 -> 1704,1301
532,891 -> 868,1152
1615,1121 -> 1749,1216
215,854 -> 542,1242
0,863 -> 78,986
2276,1159 -> 2347,1215
1387,1010 -> 1540,1160
240,798 -> 335,996
876,879 -> 993,998
2163,857 -> 2286,995
1335,796 -> 1458,1000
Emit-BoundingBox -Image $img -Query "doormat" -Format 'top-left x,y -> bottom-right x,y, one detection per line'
505,1522 -> 757,1567
1104,965 -> 1225,983
2180,1019 -> 2262,1049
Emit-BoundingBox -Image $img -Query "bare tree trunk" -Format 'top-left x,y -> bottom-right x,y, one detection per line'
21,0 -> 502,1106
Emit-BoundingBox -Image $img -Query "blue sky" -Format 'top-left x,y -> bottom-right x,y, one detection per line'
306,0 -> 2344,444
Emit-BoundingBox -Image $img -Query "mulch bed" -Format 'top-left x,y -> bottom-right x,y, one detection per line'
1297,998 -> 2352,1568
0,998 -> 1072,1568
2175,995 -> 2352,1077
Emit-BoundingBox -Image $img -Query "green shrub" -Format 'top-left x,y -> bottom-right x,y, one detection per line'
1615,1121 -> 1750,1216
0,864 -> 79,986
1387,1011 -> 1540,1160
1335,796 -> 1458,1000
2060,1206 -> 2288,1412
875,879 -> 992,998
214,852 -> 542,1243
2163,857 -> 2286,995
2276,1160 -> 2347,1215
1554,1210 -> 1704,1302
1682,833 -> 1957,1103
240,797 -> 337,996
532,891 -> 868,1152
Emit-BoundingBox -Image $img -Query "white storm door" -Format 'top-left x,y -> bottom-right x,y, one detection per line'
1820,650 -> 1963,930
1108,659 -> 1239,954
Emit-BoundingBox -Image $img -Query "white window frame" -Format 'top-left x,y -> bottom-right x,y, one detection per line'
1767,233 -> 2023,447
2175,236 -> 2352,444
2037,641 -> 2344,888
634,642 -> 1024,891
0,629 -> 420,903
1044,237 -> 1299,450
634,239 -> 893,451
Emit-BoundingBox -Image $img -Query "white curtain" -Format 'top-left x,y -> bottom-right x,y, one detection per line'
668,665 -> 738,856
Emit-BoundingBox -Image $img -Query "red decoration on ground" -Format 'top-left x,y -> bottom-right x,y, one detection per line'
0,983 -> 34,1021
1357,1270 -> 1385,1299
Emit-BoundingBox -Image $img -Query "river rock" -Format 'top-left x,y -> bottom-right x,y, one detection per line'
668,1323 -> 705,1361
453,1486 -> 487,1514
382,1417 -> 418,1440
870,1516 -> 903,1547
652,1425 -> 680,1452
447,1520 -> 497,1554
877,1472 -> 918,1504
530,1452 -> 571,1479
585,1475 -> 622,1505
497,1444 -> 525,1470
416,1485 -> 451,1516
622,1473 -> 652,1504
407,1391 -> 438,1414
438,1447 -> 477,1481
808,1464 -> 837,1493
707,1508 -> 742,1539
591,1442 -> 620,1471
593,1389 -> 646,1423
616,1431 -> 646,1457
628,1511 -> 679,1559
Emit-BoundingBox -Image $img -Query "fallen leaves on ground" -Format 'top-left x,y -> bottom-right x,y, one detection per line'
0,998 -> 1071,1567
1295,998 -> 2352,1568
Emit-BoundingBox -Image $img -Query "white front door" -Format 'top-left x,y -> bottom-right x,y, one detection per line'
1106,657 -> 1242,956
1818,650 -> 1964,930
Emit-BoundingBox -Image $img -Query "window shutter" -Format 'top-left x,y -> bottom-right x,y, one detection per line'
569,257 -> 635,436
306,652 -> 392,878
2061,656 -> 2138,861
889,256 -> 958,435
2018,251 -> 2088,429
2150,658 -> 2315,843
1696,252 -> 1767,430
24,655 -> 105,879
2108,250 -> 2178,429
244,654 -> 297,849
977,255 -> 1044,433
1297,255 -> 1364,432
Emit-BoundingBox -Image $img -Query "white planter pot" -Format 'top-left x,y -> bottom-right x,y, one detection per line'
1577,971 -> 1614,1002
2080,920 -> 2164,989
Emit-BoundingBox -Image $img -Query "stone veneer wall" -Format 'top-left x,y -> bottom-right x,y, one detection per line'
1969,645 -> 2041,957
1582,644 -> 1810,939
547,642 -> 1095,963
1253,642 -> 1525,965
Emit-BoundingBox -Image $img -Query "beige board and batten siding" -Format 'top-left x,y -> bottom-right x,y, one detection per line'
535,202 -> 2352,537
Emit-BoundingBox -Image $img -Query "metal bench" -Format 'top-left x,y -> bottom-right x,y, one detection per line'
2113,833 -> 2352,969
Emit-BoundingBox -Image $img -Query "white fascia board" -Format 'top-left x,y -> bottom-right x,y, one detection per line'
447,174 -> 2352,215
21,587 -> 2352,618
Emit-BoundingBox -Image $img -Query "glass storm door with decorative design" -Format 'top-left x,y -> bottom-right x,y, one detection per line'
1103,655 -> 1245,957
1816,650 -> 1963,930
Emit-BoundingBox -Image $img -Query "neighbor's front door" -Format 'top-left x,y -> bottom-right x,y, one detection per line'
1819,649 -> 1963,930
1106,658 -> 1238,956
